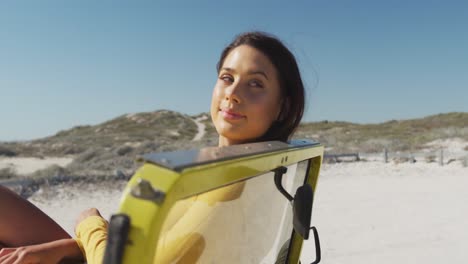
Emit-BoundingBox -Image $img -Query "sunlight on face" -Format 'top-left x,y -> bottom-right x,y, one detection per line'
210,45 -> 282,146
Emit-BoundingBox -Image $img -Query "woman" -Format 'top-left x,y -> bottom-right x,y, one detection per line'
0,31 -> 306,264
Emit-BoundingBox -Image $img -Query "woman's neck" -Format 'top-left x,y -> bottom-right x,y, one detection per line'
218,136 -> 246,147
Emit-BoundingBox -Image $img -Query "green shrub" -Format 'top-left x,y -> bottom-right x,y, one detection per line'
0,146 -> 16,157
29,165 -> 67,179
115,146 -> 134,156
0,167 -> 16,179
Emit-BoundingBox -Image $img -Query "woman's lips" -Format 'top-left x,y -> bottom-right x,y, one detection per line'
220,109 -> 245,120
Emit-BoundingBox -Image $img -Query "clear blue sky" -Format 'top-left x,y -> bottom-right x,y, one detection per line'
1,1 -> 467,141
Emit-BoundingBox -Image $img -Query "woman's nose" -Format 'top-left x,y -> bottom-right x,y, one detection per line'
225,82 -> 242,104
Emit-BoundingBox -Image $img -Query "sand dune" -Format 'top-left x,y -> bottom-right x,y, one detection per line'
0,157 -> 72,175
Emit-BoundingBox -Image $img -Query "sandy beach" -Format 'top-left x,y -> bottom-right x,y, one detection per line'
3,159 -> 458,263
301,161 -> 468,263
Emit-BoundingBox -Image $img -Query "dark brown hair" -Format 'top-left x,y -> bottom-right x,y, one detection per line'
217,31 -> 305,142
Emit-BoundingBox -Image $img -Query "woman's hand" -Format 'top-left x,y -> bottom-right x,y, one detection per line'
0,239 -> 82,264
0,245 -> 59,264
74,208 -> 103,235
76,208 -> 102,224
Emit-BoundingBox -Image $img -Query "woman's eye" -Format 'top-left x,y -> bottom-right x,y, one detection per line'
249,80 -> 264,88
220,75 -> 234,83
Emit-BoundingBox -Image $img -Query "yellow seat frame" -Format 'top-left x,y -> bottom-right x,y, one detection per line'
107,139 -> 323,263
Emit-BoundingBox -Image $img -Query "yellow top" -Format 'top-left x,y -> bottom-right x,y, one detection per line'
75,216 -> 108,264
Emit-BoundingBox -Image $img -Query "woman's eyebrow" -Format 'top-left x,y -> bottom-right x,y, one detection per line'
221,67 -> 269,80
248,70 -> 269,80
221,67 -> 235,73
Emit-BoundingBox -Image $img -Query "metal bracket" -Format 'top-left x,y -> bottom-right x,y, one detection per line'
273,166 -> 293,201
130,178 -> 165,204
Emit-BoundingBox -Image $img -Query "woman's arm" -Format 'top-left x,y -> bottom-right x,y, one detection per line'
74,208 -> 108,264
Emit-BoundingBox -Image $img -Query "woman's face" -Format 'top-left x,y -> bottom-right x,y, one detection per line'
211,45 -> 282,146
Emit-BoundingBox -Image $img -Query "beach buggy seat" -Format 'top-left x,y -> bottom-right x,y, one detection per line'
103,139 -> 323,264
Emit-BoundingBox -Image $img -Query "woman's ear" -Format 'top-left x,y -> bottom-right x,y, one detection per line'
277,97 -> 290,121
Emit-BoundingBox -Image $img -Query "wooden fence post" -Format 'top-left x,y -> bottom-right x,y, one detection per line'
384,148 -> 388,163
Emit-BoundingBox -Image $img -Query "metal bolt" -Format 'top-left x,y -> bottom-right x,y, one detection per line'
131,178 -> 165,204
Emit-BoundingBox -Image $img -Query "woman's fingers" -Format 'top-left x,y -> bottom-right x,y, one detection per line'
0,248 -> 45,264
74,208 -> 102,234
0,247 -> 15,258
0,240 -> 80,264
0,247 -> 42,264
0,248 -> 16,264
76,207 -> 102,223
0,248 -> 17,264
